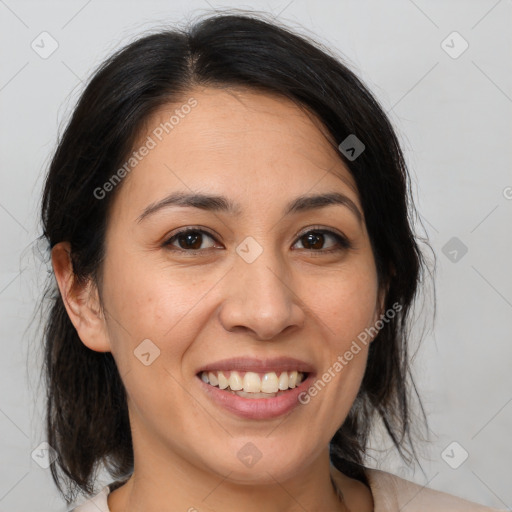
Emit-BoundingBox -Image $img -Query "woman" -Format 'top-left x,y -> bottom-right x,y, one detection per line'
39,12 -> 501,512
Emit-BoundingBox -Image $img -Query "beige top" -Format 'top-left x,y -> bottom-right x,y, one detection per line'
71,467 -> 504,511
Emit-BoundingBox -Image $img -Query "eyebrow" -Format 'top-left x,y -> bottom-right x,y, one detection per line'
136,191 -> 363,224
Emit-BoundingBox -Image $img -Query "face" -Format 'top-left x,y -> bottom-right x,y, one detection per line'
73,88 -> 384,485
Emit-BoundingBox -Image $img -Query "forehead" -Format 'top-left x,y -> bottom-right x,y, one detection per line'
113,87 -> 360,219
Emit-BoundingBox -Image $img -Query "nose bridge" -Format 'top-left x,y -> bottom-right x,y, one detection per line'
219,236 -> 304,339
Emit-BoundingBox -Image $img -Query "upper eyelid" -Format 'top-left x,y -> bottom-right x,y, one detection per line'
165,225 -> 348,247
292,225 -> 346,240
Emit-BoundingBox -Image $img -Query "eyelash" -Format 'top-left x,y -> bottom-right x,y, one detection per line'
162,225 -> 352,256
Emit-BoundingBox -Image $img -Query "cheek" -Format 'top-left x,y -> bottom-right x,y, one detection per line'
100,249 -> 213,368
104,242 -> 208,323
307,265 -> 379,343
99,257 -> 208,425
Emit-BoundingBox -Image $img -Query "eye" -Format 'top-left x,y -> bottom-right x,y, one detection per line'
163,227 -> 220,254
292,228 -> 351,253
162,226 -> 352,255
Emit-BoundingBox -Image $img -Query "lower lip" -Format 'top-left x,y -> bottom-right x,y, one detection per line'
197,373 -> 315,420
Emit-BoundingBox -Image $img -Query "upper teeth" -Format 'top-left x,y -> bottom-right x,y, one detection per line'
200,370 -> 305,393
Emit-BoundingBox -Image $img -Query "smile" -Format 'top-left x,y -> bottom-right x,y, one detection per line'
200,370 -> 307,397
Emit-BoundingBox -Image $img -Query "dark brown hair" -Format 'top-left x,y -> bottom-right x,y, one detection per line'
38,10 -> 433,505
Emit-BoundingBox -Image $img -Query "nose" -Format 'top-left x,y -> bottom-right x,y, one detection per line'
218,245 -> 306,340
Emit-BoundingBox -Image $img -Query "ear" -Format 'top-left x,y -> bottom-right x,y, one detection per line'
369,274 -> 392,342
371,289 -> 385,328
51,241 -> 111,352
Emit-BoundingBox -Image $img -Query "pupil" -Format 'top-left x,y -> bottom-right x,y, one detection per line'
180,232 -> 201,250
304,232 -> 323,250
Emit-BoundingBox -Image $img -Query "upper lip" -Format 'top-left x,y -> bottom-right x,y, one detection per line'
196,356 -> 315,375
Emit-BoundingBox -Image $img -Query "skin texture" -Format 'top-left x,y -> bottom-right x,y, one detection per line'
52,87 -> 383,511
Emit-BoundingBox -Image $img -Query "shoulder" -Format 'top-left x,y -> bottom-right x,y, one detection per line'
69,484 -> 111,512
365,467 -> 504,512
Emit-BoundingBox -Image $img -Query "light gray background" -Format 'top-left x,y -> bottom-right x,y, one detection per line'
0,0 -> 511,510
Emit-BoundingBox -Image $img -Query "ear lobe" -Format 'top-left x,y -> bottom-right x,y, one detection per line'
51,241 -> 111,353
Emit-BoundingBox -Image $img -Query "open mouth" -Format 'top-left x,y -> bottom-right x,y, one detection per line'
197,370 -> 309,399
